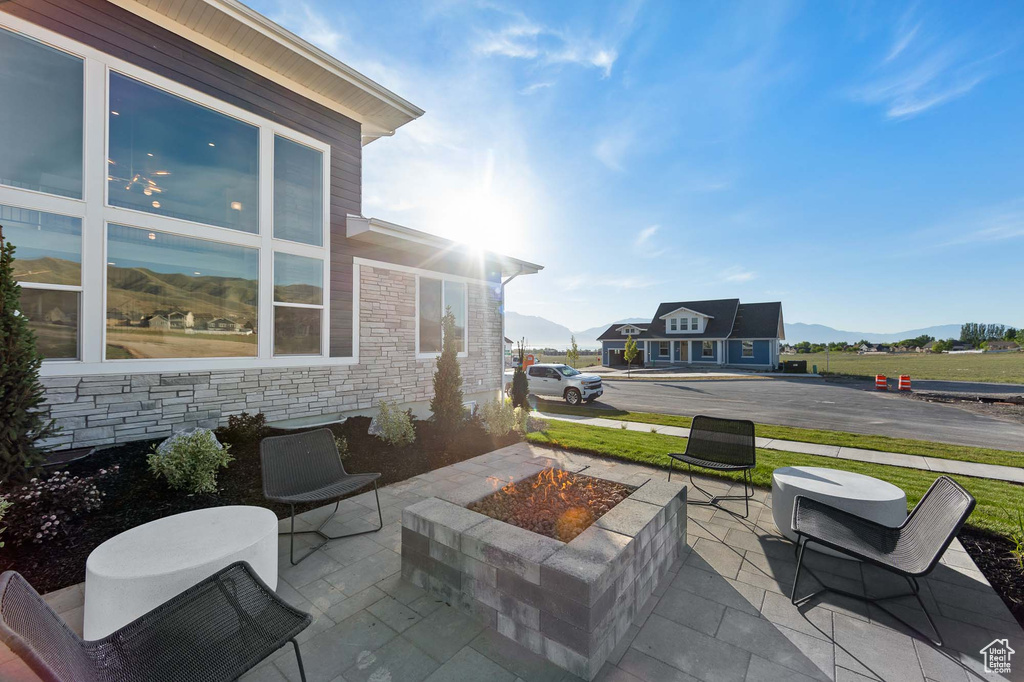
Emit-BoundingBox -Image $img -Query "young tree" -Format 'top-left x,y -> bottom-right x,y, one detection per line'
566,335 -> 580,369
0,226 -> 57,484
430,306 -> 464,442
623,335 -> 639,377
510,338 -> 529,408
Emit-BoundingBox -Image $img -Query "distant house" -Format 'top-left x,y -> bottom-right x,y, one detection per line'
45,307 -> 69,324
858,343 -> 890,354
168,311 -> 194,329
986,341 -> 1020,352
146,315 -> 170,330
598,299 -> 783,369
208,318 -> 239,332
951,342 -> 973,351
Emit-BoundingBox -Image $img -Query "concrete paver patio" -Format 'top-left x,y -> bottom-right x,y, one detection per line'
3,442 -> 1022,681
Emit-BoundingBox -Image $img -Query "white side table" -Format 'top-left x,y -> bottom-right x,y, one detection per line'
771,466 -> 907,559
84,505 -> 278,639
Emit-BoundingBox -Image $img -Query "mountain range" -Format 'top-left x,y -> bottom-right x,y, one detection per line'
505,311 -> 987,349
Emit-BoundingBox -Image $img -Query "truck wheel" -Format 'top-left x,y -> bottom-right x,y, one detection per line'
504,384 -> 513,397
565,388 -> 582,405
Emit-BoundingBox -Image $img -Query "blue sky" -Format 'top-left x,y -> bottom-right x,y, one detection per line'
250,0 -> 1024,333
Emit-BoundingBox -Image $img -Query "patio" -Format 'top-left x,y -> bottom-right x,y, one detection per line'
3,442 -> 1022,682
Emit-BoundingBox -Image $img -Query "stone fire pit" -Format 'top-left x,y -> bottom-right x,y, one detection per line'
401,462 -> 687,680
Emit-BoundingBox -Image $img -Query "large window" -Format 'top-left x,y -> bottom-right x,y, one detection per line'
702,340 -> 714,358
4,204 -> 82,359
418,277 -> 467,355
108,73 -> 259,233
659,342 -> 670,358
105,225 -> 258,359
0,27 -> 83,198
273,252 -> 323,356
274,136 -> 323,245
742,340 -> 754,358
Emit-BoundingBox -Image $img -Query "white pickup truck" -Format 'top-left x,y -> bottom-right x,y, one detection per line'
504,363 -> 603,405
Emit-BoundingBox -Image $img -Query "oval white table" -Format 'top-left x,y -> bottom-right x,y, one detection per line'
84,505 -> 278,640
771,466 -> 907,559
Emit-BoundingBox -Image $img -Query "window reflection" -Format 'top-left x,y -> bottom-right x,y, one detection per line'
274,136 -> 323,245
274,307 -> 321,356
106,224 -> 258,359
444,280 -> 466,353
274,252 -> 322,305
20,289 -> 79,360
107,73 -> 259,233
419,277 -> 442,353
3,204 -> 81,286
0,27 -> 83,198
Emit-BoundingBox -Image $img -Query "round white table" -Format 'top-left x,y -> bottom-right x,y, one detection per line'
84,505 -> 278,640
771,466 -> 907,559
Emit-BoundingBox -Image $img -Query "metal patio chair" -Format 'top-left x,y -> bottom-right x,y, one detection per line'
790,475 -> 976,646
261,428 -> 383,565
0,561 -> 311,682
667,415 -> 756,517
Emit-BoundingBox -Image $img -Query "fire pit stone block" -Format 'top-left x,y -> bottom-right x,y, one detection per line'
401,474 -> 687,680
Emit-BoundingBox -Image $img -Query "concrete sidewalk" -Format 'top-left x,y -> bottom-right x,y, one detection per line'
536,411 -> 1024,484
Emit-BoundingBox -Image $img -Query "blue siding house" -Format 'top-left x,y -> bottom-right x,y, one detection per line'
598,299 -> 784,370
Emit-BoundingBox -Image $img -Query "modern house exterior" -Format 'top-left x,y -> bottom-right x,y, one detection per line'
1,0 -> 540,449
597,299 -> 784,370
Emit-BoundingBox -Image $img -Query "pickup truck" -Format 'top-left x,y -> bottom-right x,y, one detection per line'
504,363 -> 603,405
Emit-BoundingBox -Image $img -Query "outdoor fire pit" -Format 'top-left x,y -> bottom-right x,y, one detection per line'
401,461 -> 687,680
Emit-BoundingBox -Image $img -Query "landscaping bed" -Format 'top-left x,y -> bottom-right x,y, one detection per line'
959,527 -> 1024,628
0,416 -> 518,594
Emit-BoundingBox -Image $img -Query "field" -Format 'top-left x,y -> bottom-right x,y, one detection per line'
534,352 -> 602,367
790,351 -> 1024,384
106,328 -> 257,359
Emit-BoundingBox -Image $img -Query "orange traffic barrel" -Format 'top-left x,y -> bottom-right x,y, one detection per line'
898,375 -> 911,391
875,375 -> 887,390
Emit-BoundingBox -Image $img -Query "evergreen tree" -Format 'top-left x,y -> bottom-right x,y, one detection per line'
566,335 -> 580,369
430,306 -> 464,440
0,226 -> 57,484
623,335 -> 639,377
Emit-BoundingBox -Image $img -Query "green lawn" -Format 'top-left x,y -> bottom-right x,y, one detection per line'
534,400 -> 1024,467
789,351 -> 1024,384
525,420 -> 1024,537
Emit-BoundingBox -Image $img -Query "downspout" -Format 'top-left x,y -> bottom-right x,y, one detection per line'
499,269 -> 525,399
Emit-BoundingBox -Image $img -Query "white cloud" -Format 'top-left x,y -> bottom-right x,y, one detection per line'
634,225 -> 658,247
519,81 -> 554,95
593,130 -> 633,171
604,277 -> 657,290
475,21 -> 619,77
935,199 -> 1024,246
721,267 -> 757,283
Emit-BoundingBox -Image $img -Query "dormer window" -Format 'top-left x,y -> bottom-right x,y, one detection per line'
679,318 -> 688,331
620,325 -> 639,335
669,319 -> 677,331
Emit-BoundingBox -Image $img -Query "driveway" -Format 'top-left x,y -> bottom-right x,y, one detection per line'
587,377 -> 1024,451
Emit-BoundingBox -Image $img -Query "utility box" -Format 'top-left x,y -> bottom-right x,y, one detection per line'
783,360 -> 808,374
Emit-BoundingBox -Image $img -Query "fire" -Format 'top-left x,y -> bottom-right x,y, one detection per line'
469,468 -> 634,543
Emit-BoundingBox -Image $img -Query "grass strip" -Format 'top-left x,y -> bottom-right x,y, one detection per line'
534,400 -> 1023,468
525,419 -> 1024,538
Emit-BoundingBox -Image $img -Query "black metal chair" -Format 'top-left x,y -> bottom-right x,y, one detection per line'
261,428 -> 383,565
790,475 -> 976,646
0,561 -> 311,682
667,415 -> 756,517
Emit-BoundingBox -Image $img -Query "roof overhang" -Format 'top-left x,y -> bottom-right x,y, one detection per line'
659,306 -> 713,320
346,216 -> 543,278
110,0 -> 424,144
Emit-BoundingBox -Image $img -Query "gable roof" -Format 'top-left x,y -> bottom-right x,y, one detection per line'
596,323 -> 648,341
659,305 -> 714,320
646,299 -> 739,339
729,302 -> 783,339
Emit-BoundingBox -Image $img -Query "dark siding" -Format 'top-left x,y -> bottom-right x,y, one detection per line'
3,0 -> 494,358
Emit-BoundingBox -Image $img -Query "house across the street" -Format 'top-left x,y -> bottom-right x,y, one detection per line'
1,0 -> 540,449
597,299 -> 784,370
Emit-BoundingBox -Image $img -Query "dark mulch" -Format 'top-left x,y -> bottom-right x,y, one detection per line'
959,526 -> 1024,628
0,416 -> 518,594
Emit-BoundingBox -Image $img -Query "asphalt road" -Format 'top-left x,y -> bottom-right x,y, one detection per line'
583,377 -> 1024,451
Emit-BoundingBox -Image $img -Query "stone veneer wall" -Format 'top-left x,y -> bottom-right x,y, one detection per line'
401,480 -> 687,680
38,265 -> 502,449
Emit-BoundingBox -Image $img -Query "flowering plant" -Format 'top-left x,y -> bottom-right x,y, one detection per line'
4,466 -> 119,545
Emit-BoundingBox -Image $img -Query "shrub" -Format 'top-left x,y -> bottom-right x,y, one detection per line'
148,429 -> 232,494
481,398 -> 516,436
0,495 -> 9,548
0,226 -> 58,484
370,400 -> 415,446
513,406 -> 530,434
334,435 -> 350,461
1007,507 -> 1024,571
4,466 -> 118,545
510,368 -> 529,409
223,411 -> 267,443
430,307 -> 465,440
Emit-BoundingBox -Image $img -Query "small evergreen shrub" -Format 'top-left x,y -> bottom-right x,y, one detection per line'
148,429 -> 232,494
5,467 -> 118,545
511,368 -> 529,409
480,398 -> 516,436
370,400 -> 415,446
223,411 -> 267,443
335,435 -> 350,461
430,307 -> 465,440
0,496 -> 9,548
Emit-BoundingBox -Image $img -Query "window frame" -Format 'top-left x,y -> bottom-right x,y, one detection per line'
271,250 -> 326,357
702,340 -> 715,358
415,274 -> 469,359
0,14 -> 334,375
659,341 -> 670,358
